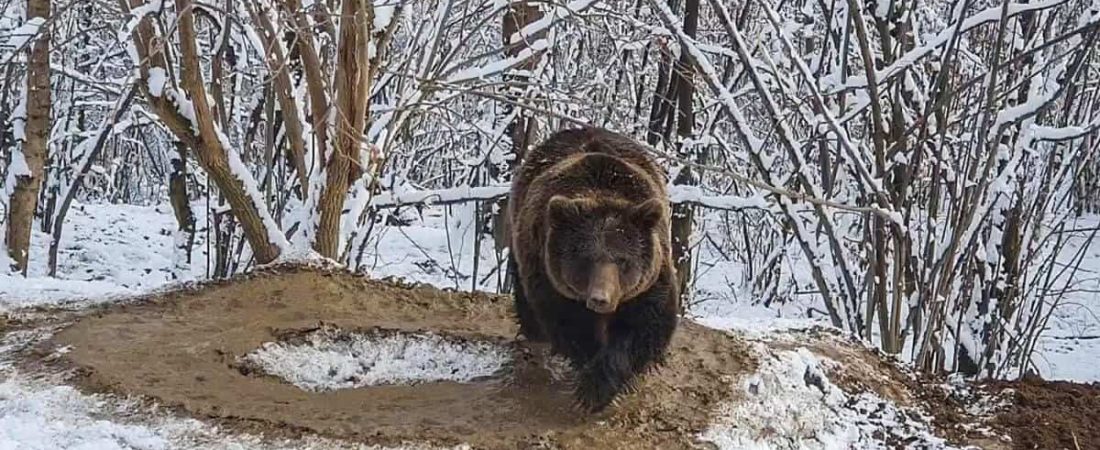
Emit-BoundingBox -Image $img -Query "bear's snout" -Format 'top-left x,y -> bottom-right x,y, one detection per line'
586,291 -> 614,313
585,262 -> 620,313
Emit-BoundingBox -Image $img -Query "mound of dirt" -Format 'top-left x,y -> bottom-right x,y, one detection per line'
983,374 -> 1100,450
40,267 -> 757,449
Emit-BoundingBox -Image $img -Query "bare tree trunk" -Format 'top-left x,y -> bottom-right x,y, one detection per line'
284,0 -> 332,196
169,141 -> 196,270
670,0 -> 699,303
39,75 -> 78,234
5,0 -> 51,274
213,202 -> 233,278
243,0 -> 310,192
121,0 -> 286,263
650,0 -> 699,302
494,1 -> 543,291
645,39 -> 674,147
313,0 -> 374,258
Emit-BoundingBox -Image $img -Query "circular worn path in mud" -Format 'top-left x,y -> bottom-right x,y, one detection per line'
43,267 -> 756,449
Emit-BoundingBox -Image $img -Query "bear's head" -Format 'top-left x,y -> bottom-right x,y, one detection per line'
543,195 -> 666,314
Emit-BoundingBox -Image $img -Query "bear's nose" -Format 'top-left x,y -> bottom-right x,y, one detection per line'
586,292 -> 614,313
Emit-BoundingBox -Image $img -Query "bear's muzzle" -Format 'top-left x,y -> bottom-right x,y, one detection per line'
585,262 -> 620,314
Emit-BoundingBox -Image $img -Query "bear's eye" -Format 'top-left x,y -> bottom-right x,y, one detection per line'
615,256 -> 631,267
572,239 -> 589,254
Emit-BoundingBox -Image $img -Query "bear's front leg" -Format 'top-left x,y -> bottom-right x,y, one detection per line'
544,299 -> 605,369
574,283 -> 678,412
526,273 -> 605,367
509,257 -> 546,342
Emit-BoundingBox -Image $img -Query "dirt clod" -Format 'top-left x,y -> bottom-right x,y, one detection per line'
42,267 -> 757,449
983,374 -> 1100,450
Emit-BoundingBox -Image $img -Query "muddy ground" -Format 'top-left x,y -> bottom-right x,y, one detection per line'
33,267 -> 757,449
911,373 -> 1100,450
8,266 -> 1098,449
983,375 -> 1100,450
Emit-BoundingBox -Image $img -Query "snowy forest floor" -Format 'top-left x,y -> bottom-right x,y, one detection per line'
1,201 -> 1099,449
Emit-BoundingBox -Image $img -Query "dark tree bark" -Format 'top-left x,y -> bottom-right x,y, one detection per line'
169,141 -> 197,270
670,0 -> 700,306
648,0 -> 699,303
495,2 -> 544,292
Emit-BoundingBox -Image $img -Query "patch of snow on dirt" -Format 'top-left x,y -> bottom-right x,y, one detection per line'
0,327 -> 468,450
700,346 -> 969,450
240,328 -> 511,391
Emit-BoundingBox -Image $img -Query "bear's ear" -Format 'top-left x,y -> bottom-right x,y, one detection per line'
548,195 -> 580,223
631,198 -> 665,229
548,195 -> 598,223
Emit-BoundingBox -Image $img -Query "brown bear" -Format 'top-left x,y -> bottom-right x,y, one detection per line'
507,126 -> 679,412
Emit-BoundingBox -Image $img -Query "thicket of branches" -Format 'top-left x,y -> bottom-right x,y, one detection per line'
1,0 -> 1098,378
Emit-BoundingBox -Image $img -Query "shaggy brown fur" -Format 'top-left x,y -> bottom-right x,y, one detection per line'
507,126 -> 679,412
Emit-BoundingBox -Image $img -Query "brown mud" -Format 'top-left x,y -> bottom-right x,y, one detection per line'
11,266 -> 1095,449
38,266 -> 757,450
891,372 -> 1100,450
983,374 -> 1100,450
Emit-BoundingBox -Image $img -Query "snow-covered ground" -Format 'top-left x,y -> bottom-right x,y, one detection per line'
0,203 -> 177,311
699,345 -> 960,450
1,201 -> 1098,448
1026,224 -> 1100,382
